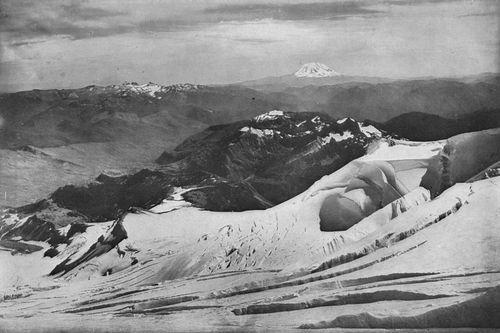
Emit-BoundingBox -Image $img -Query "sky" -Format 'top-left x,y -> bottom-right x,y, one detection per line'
0,0 -> 499,92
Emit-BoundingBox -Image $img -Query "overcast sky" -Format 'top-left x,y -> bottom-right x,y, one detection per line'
0,0 -> 499,91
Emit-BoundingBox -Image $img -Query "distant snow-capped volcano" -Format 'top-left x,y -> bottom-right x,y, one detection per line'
294,62 -> 340,78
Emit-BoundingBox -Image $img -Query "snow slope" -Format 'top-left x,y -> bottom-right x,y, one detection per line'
41,138 -> 446,282
0,130 -> 499,331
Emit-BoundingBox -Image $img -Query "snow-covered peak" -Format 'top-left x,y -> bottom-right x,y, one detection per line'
337,117 -> 355,124
359,124 -> 382,138
121,82 -> 164,97
294,63 -> 340,78
254,110 -> 288,122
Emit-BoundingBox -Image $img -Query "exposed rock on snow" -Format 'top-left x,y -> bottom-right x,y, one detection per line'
49,217 -> 127,276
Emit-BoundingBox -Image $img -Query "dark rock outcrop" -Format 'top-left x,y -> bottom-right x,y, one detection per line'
51,170 -> 171,221
158,113 -> 379,211
10,199 -> 50,215
0,215 -> 91,254
2,215 -> 65,246
50,216 -> 128,276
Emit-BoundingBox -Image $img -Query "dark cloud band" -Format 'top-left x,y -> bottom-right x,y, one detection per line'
1,0 -> 384,44
204,1 -> 381,21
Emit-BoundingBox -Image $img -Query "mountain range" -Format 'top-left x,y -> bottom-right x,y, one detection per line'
1,69 -> 500,208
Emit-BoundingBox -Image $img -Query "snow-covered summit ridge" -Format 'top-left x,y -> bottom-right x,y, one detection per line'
246,110 -> 383,142
114,82 -> 201,98
294,62 -> 340,78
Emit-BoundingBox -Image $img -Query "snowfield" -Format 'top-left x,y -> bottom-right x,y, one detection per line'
0,129 -> 499,331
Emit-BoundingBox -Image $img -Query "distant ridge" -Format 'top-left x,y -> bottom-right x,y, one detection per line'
237,63 -> 394,91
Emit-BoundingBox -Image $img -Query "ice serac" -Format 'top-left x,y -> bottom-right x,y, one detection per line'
294,62 -> 340,78
420,127 -> 500,196
319,160 -> 413,231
